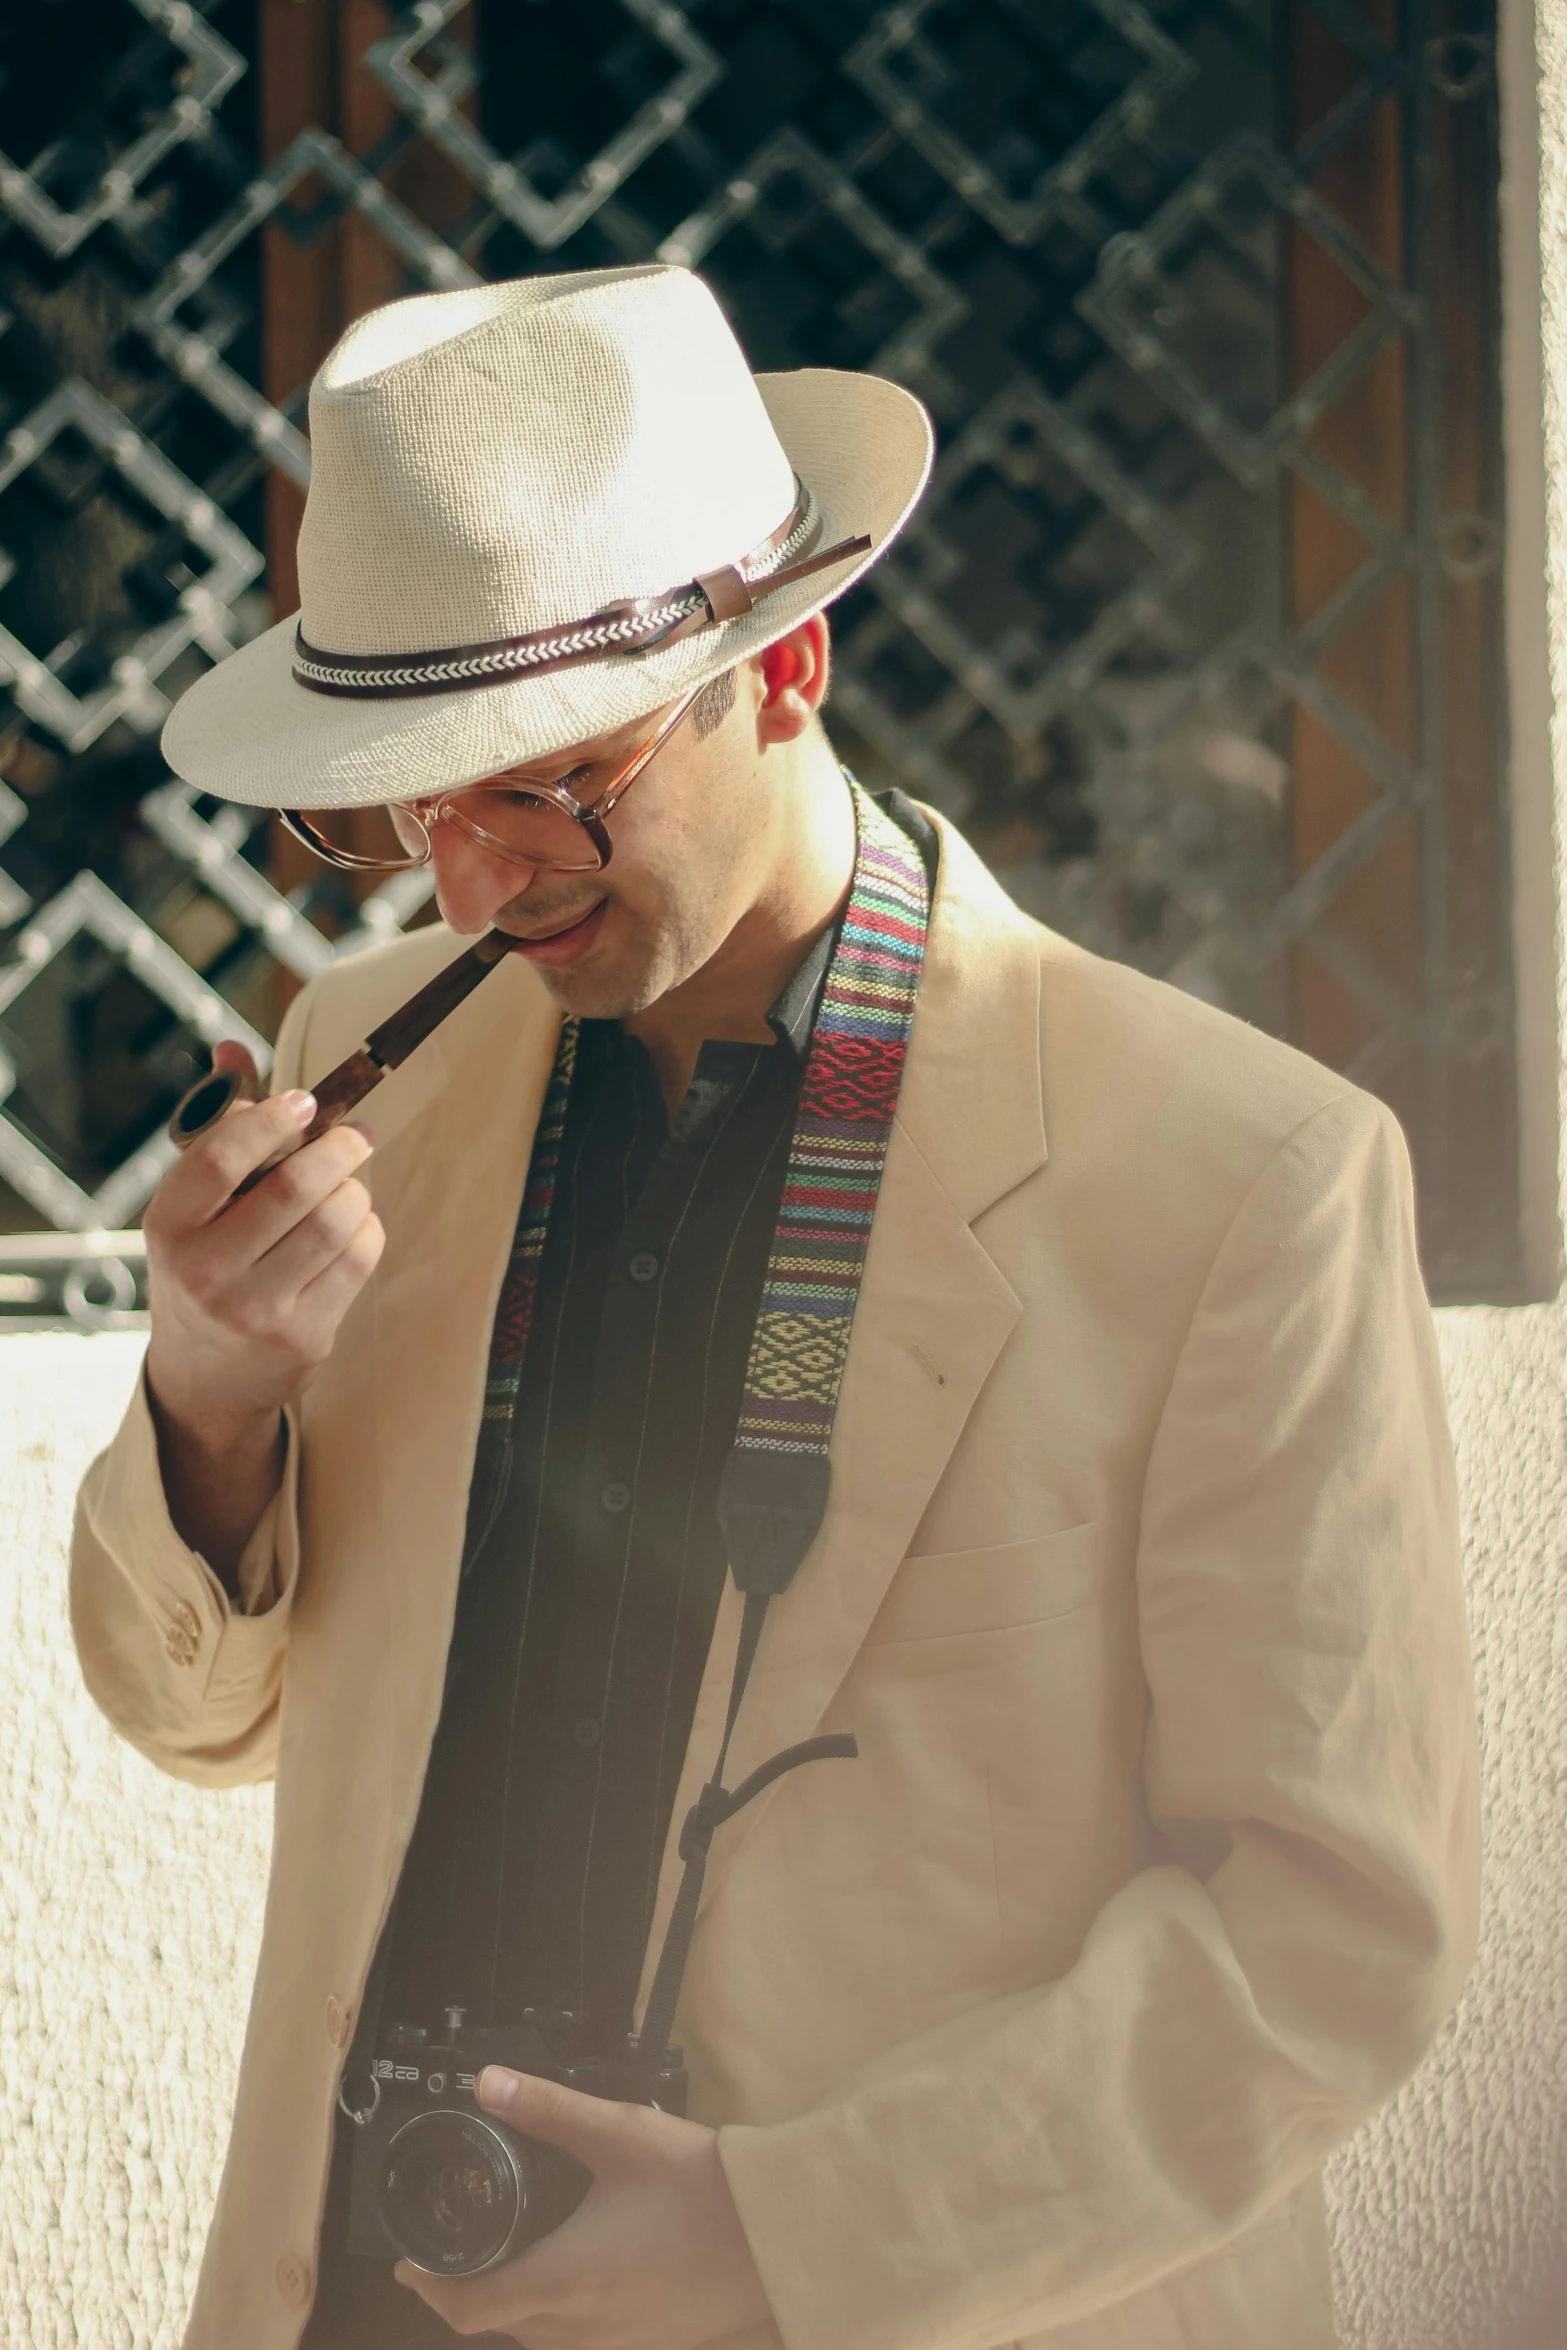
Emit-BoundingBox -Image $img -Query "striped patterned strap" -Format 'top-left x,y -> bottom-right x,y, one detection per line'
482,1016 -> 579,1427
717,783 -> 930,1594
478,782 -> 931,1602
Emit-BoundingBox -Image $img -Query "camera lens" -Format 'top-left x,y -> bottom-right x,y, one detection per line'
378,2111 -> 524,2276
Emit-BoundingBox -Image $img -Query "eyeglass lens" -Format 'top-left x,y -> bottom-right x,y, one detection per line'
292,685 -> 701,874
303,787 -> 607,873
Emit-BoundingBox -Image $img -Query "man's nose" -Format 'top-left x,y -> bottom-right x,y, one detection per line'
428,823 -> 539,934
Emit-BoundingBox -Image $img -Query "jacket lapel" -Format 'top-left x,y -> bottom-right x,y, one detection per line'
636,819 -> 1049,2015
336,946 -> 562,1835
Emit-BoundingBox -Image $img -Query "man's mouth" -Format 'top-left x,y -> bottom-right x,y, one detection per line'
503,898 -> 609,966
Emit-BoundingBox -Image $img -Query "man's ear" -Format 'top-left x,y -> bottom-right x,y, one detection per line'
754,615 -> 831,746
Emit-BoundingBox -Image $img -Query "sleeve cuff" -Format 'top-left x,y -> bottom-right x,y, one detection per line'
89,1368 -> 302,1685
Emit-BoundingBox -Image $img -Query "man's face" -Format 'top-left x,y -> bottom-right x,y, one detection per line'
427,670 -> 779,1021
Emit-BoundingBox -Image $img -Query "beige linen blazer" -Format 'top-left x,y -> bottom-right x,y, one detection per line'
72,813 -> 1479,2350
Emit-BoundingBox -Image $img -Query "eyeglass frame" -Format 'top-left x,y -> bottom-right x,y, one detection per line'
277,682 -> 703,877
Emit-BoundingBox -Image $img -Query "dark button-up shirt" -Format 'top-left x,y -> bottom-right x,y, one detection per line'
304,792 -> 934,2346
380,920 -> 837,2046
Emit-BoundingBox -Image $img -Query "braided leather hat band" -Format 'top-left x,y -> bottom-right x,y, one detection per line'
291,480 -> 870,703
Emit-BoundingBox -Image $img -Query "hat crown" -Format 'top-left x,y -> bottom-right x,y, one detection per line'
297,265 -> 796,657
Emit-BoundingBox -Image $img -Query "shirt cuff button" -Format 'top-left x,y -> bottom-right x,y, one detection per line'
275,2251 -> 313,2307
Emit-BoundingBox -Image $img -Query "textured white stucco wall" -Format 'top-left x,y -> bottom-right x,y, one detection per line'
0,1336 -> 268,2348
1316,4 -> 1567,2341
6,17 -> 1567,2350
1322,1307 -> 1567,2350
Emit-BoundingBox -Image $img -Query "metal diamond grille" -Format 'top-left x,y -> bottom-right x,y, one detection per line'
0,377 -> 262,745
0,0 -> 244,259
843,0 -> 1194,249
367,0 -> 722,252
136,125 -> 480,489
0,0 -> 1520,1318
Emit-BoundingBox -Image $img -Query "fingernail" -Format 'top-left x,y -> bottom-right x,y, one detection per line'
344,1120 -> 374,1145
286,1091 -> 317,1122
477,2065 -> 513,2110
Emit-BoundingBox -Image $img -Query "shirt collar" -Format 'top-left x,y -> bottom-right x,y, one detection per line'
766,918 -> 836,1063
581,914 -> 833,1079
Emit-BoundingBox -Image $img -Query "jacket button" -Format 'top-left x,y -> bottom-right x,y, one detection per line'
164,1624 -> 197,1667
275,2251 -> 312,2307
599,1481 -> 631,1514
326,1994 -> 350,2047
628,1251 -> 659,1283
172,1599 -> 200,1638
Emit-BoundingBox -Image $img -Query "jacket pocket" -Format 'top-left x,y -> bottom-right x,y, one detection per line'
867,1522 -> 1099,1646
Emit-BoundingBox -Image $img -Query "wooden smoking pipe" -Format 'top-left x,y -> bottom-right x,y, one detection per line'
167,928 -> 514,1194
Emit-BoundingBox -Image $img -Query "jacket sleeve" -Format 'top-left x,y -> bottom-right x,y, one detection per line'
717,1088 -> 1481,2350
68,980 -> 318,1790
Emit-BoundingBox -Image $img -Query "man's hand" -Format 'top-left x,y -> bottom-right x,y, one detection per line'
143,1039 -> 385,1578
395,2068 -> 776,2350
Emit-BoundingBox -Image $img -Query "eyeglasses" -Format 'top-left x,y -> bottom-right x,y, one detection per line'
278,684 -> 702,877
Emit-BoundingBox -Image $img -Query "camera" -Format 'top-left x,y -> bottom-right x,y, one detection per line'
343,2005 -> 686,2277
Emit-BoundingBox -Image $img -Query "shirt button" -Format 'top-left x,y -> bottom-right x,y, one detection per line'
325,1994 -> 350,2048
172,1599 -> 200,1638
628,1251 -> 659,1283
573,1716 -> 601,1749
275,2251 -> 312,2307
164,1624 -> 197,1667
599,1482 -> 631,1514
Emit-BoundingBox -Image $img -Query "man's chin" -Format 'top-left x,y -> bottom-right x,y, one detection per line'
520,913 -> 702,1024
503,901 -> 636,1019
530,955 -> 658,1023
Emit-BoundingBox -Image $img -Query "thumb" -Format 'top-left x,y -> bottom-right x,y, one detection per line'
210,1038 -> 261,1092
476,2067 -> 657,2174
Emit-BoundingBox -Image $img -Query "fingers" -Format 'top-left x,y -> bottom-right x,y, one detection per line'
149,1114 -> 377,1342
169,1188 -> 382,1367
250,1169 -> 377,1293
227,1120 -> 375,1255
184,1118 -> 372,1262
144,1059 -> 386,1426
209,1038 -> 260,1086
394,2252 -> 554,2339
271,1211 -> 385,1346
151,1089 -> 320,1232
189,1137 -> 376,1311
278,1184 -> 385,1316
478,2071 -> 669,2176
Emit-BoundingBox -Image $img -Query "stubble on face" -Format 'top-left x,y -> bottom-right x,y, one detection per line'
494,702 -> 769,1022
519,890 -> 724,1022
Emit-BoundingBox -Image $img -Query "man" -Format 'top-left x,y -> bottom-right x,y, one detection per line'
71,264 -> 1479,2350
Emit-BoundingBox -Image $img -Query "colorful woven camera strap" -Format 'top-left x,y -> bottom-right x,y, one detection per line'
478,780 -> 931,2075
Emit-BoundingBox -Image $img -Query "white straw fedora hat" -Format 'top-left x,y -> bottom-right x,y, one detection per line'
161,263 -> 934,810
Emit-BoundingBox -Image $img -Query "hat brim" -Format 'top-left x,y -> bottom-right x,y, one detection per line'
160,369 -> 933,811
